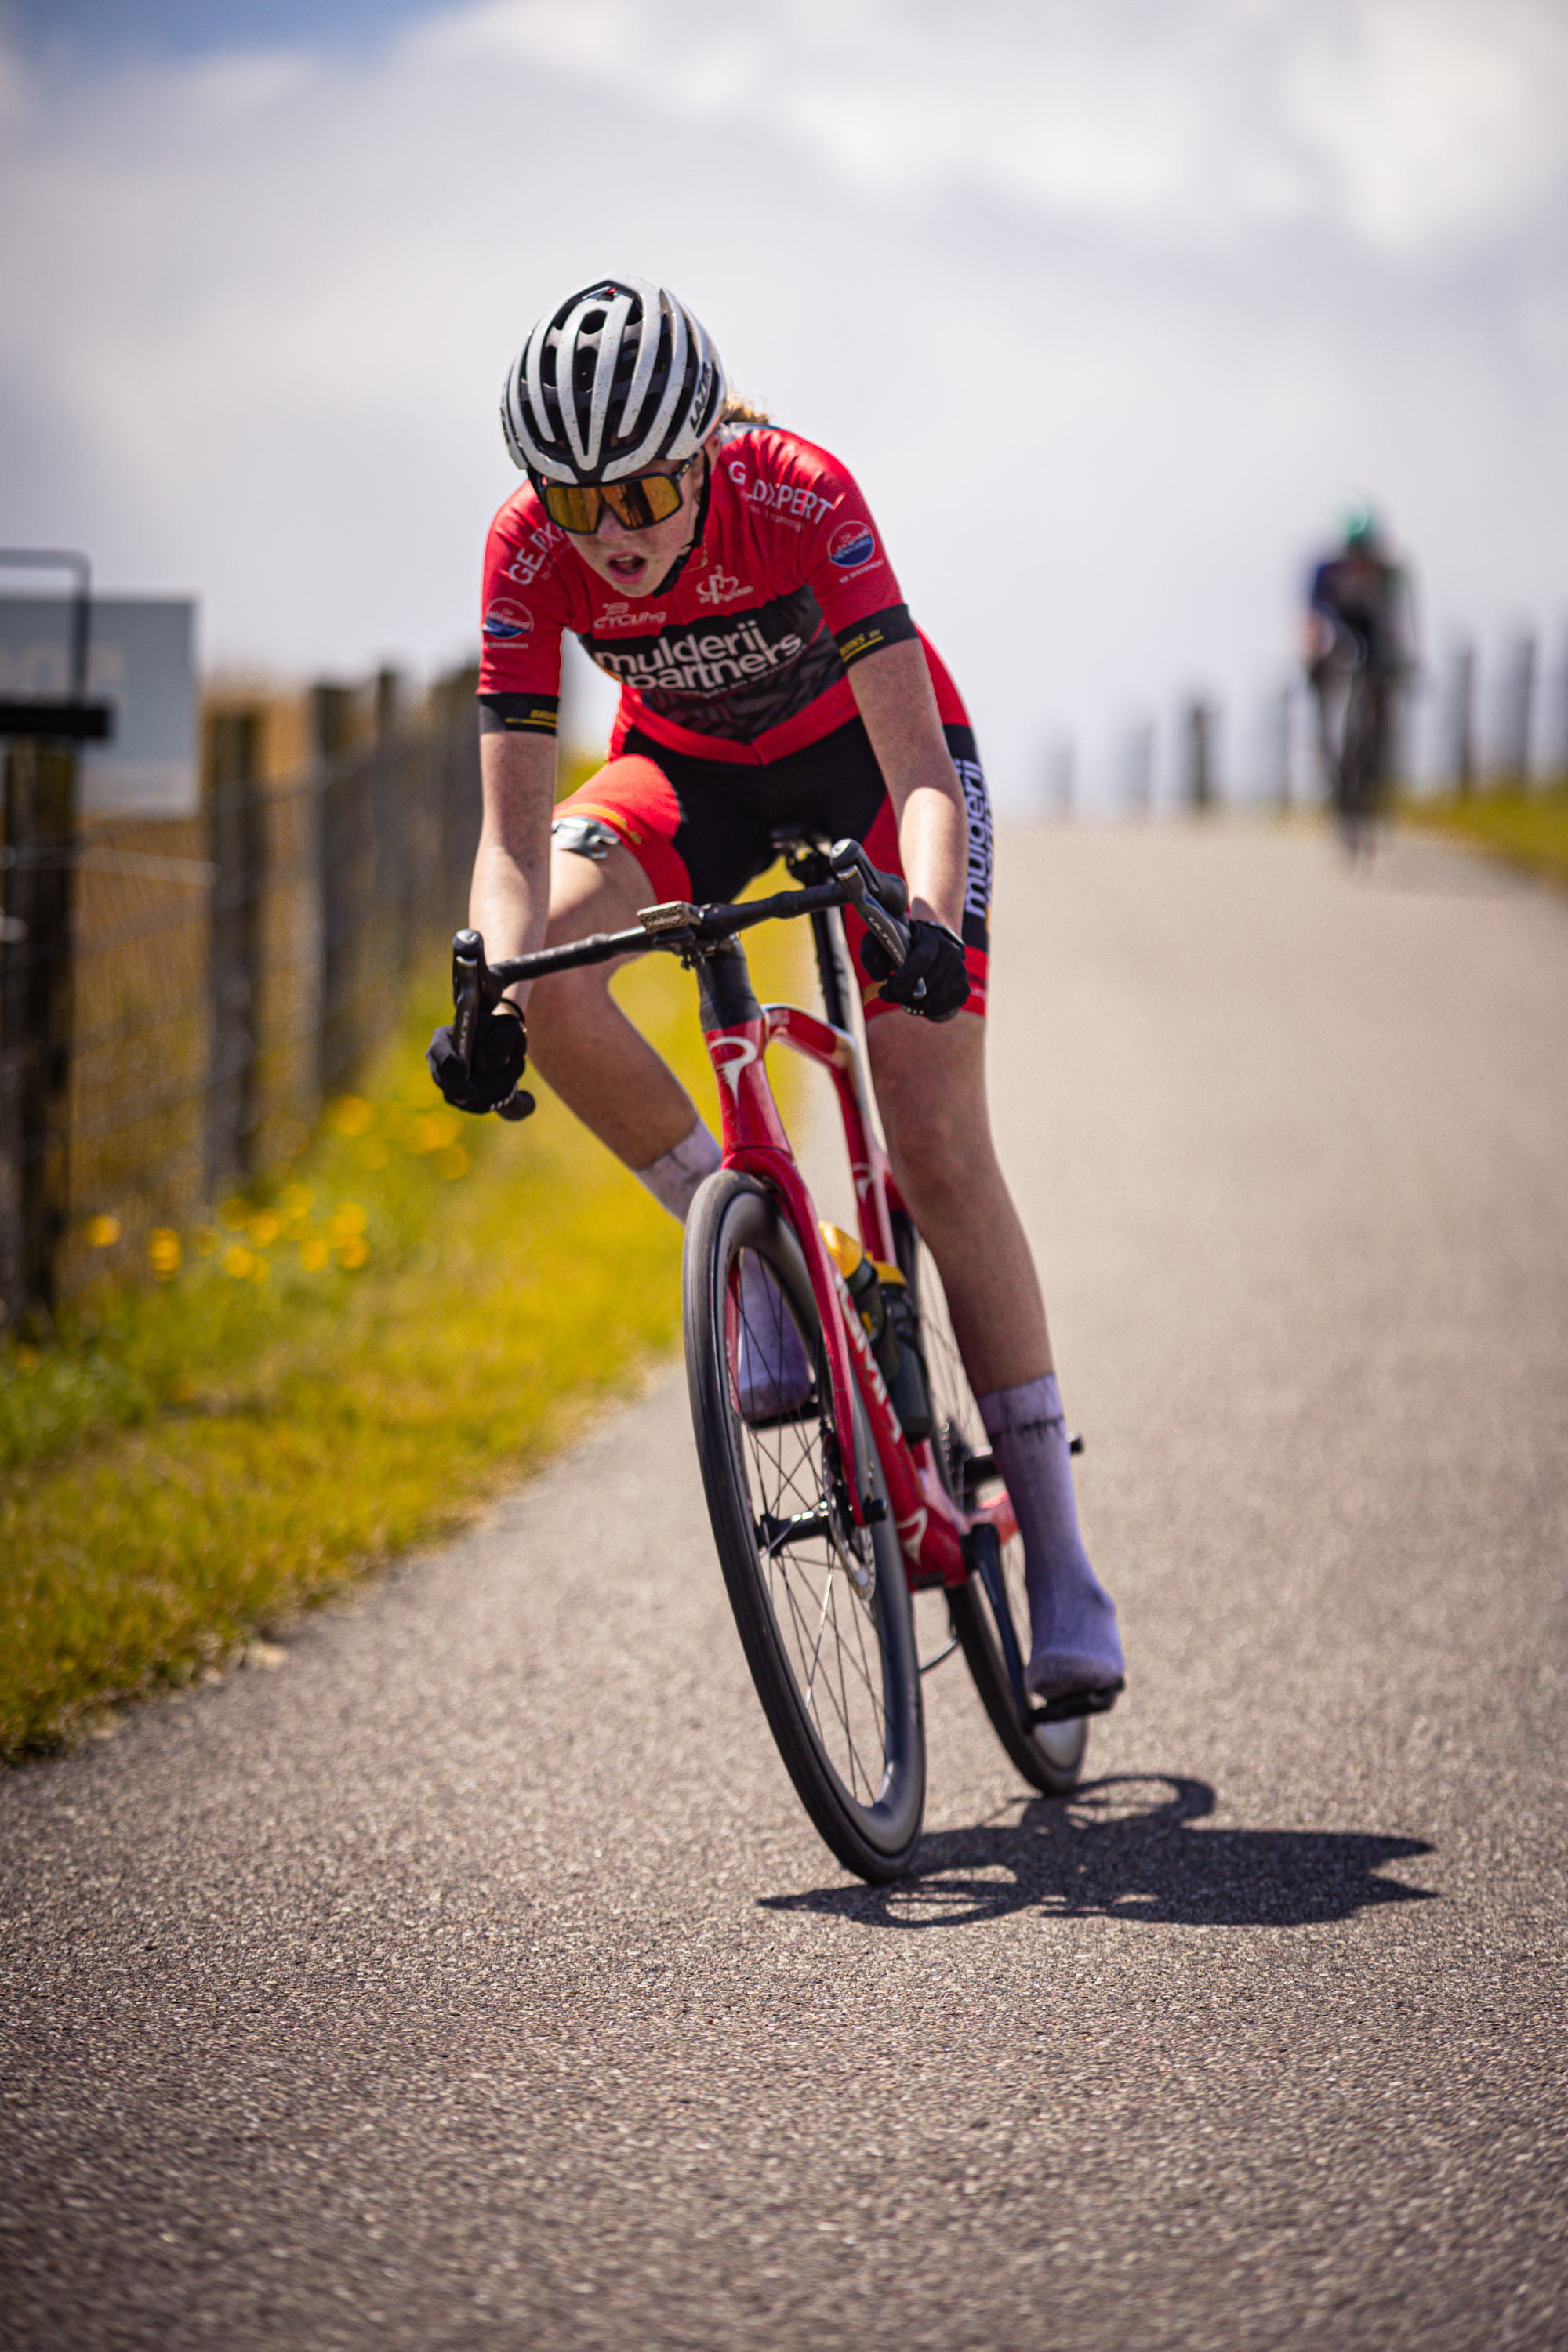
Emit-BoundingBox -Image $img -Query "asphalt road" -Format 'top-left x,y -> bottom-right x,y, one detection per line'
3,820 -> 1566,2351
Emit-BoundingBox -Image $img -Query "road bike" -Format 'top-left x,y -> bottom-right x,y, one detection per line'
448,835 -> 1110,1883
1314,626 -> 1393,855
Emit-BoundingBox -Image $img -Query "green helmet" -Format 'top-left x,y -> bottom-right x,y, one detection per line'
1342,501 -> 1381,551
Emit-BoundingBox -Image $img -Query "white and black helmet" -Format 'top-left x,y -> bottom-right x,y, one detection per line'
501,277 -> 727,486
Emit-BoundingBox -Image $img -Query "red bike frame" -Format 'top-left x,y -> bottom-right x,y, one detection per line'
702,993 -> 1018,1592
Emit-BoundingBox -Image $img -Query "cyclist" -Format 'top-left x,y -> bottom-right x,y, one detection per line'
1305,503 -> 1416,846
429,275 -> 1123,1711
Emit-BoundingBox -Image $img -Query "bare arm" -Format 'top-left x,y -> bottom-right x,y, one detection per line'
470,729 -> 558,1008
846,637 -> 968,935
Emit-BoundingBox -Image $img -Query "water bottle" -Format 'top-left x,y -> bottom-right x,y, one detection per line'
876,1268 -> 934,1442
819,1224 -> 934,1441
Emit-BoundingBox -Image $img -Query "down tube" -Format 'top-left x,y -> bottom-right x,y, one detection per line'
728,1142 -> 965,1585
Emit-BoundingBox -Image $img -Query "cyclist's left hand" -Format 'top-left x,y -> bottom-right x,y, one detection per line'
862,917 -> 969,1023
427,1000 -> 535,1115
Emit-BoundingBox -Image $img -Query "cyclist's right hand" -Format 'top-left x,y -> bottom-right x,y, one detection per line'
862,917 -> 969,1022
427,1001 -> 535,1118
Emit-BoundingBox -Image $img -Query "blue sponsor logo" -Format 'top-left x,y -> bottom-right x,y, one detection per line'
829,520 -> 876,568
483,600 -> 532,640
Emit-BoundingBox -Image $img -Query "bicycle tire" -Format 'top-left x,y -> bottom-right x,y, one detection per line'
1335,669 -> 1385,848
891,1210 -> 1088,1796
684,1170 -> 926,1882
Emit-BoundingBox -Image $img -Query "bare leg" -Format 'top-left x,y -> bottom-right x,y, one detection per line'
520,839 -> 699,1169
866,1009 -> 1049,1396
868,1007 -> 1123,1697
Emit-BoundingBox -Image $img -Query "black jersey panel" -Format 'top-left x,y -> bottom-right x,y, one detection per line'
578,586 -> 848,743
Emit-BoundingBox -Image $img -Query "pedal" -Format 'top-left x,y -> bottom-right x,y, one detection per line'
638,900 -> 702,935
1026,1679 -> 1123,1726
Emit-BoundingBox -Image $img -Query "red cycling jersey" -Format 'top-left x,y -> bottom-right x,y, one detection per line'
476,423 -> 968,762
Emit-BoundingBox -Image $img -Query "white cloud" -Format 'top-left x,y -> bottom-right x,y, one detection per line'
417,0 -> 1568,249
1,0 -> 1565,803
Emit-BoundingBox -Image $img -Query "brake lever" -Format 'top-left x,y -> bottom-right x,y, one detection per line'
827,839 -> 910,972
451,927 -> 498,1075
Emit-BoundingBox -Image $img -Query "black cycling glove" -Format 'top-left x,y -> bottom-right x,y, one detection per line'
861,917 -> 970,1023
427,1001 -> 535,1116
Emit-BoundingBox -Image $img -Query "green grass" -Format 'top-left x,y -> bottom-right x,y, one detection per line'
1402,782 -> 1568,891
0,899 -> 808,1761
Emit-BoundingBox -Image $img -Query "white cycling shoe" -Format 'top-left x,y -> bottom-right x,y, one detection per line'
736,1252 -> 815,1423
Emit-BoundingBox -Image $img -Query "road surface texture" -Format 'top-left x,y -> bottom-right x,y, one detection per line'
2,822 -> 1565,2351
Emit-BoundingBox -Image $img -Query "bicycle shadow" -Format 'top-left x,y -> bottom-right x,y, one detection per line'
760,1777 -> 1436,1930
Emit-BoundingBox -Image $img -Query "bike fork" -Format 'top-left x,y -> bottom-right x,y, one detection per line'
967,1522 -> 1032,1719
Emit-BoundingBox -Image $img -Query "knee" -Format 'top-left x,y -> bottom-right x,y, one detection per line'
882,1098 -> 980,1223
524,960 -> 610,1067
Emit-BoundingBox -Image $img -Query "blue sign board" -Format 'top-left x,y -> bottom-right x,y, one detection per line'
0,595 -> 198,815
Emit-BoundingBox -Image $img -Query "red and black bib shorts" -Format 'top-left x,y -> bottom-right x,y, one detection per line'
550,717 -> 993,1023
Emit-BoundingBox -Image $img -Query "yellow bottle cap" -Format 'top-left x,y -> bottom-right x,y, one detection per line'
818,1221 -> 865,1279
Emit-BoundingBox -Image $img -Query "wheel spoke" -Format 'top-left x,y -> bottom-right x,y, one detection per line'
798,1559 -> 837,1716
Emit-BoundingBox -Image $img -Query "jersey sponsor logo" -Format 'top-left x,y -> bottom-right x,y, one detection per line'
597,599 -> 667,632
954,756 -> 993,924
695,569 -> 752,606
829,519 -> 877,569
836,622 -> 888,665
728,460 -> 748,485
503,521 -> 564,588
588,616 -> 808,697
748,477 -> 834,526
483,600 -> 532,640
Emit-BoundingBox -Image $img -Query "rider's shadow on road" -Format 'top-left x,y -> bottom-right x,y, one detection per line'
760,1777 -> 1435,1931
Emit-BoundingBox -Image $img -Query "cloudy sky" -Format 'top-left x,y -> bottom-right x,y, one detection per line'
2,0 -> 1566,807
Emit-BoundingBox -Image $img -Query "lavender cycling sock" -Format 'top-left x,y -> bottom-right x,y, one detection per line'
633,1121 -> 721,1222
978,1373 -> 1124,1699
634,1122 -> 812,1417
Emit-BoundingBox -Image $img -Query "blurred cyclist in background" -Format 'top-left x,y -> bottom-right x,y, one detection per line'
1304,503 -> 1417,853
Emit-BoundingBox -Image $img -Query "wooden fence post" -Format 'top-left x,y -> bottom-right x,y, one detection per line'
1501,633 -> 1535,786
0,737 -> 77,1329
312,682 -> 360,1100
1448,642 -> 1475,797
204,707 -> 264,1197
433,665 -> 482,933
1184,699 -> 1215,813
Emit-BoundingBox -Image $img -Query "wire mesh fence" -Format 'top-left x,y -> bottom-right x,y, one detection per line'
0,667 -> 482,1330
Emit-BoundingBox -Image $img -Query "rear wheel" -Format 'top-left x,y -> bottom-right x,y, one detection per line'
892,1210 -> 1088,1797
685,1171 -> 925,1882
1335,669 -> 1385,852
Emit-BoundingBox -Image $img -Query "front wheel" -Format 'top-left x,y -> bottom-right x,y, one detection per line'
684,1171 -> 925,1882
892,1211 -> 1089,1797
